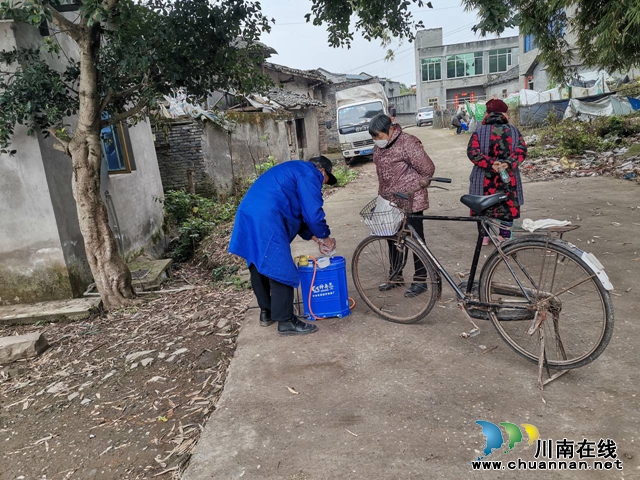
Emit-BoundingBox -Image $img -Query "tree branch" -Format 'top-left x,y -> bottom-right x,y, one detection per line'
45,6 -> 86,43
48,127 -> 71,155
101,99 -> 149,127
99,81 -> 145,112
102,0 -> 119,12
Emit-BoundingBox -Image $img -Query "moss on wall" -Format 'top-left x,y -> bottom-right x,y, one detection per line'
226,110 -> 294,125
0,263 -> 73,305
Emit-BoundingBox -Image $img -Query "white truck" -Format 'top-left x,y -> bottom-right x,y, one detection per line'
335,83 -> 388,163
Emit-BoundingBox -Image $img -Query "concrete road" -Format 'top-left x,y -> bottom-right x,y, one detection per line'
185,126 -> 640,479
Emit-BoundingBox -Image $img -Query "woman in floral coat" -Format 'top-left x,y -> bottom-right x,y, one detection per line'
369,114 -> 435,297
467,99 -> 527,245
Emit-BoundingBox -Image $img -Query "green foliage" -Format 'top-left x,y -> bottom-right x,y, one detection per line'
527,145 -> 547,159
536,118 -> 637,156
462,0 -> 640,85
174,217 -> 215,262
331,166 -> 359,187
0,49 -> 78,154
212,265 -> 239,282
0,0 -> 275,153
617,80 -> 640,99
0,0 -> 434,155
162,190 -> 242,261
255,156 -> 277,176
399,83 -> 412,95
594,116 -> 640,138
305,0 -> 431,48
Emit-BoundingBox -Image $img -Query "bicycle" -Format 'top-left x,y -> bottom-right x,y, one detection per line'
351,177 -> 615,388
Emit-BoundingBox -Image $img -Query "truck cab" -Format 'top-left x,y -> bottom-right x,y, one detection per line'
336,84 -> 388,163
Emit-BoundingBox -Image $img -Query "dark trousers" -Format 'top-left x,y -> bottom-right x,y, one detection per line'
388,213 -> 427,281
456,126 -> 462,134
249,264 -> 294,322
476,220 -> 511,239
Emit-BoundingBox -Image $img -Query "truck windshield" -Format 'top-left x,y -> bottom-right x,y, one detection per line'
338,101 -> 384,128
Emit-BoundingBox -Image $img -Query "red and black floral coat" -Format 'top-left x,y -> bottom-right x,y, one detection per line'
467,114 -> 527,221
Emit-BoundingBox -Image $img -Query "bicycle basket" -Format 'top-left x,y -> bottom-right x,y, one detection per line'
359,196 -> 404,236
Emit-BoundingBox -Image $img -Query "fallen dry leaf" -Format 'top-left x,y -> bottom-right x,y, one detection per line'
287,387 -> 300,395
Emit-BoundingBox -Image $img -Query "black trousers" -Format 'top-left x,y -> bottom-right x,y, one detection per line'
388,213 -> 427,281
249,264 -> 294,322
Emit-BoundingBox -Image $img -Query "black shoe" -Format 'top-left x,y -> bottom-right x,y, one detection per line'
405,283 -> 428,298
379,276 -> 404,291
260,310 -> 275,327
278,316 -> 318,336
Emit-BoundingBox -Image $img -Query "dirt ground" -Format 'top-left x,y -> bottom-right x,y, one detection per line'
184,125 -> 640,480
4,126 -> 640,479
0,265 -> 252,480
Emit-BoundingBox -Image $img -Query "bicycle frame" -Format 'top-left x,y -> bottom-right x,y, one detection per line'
398,212 -> 533,312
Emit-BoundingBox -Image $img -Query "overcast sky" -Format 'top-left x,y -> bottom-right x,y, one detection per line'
259,0 -> 519,85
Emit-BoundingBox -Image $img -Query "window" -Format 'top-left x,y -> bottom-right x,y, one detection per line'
502,89 -> 508,99
101,112 -> 136,174
337,101 -> 384,129
489,48 -> 514,74
446,52 -> 483,79
427,97 -> 439,108
524,34 -> 536,53
527,76 -> 535,91
421,58 -> 442,82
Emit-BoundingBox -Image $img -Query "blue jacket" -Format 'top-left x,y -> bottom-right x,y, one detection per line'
229,161 -> 331,288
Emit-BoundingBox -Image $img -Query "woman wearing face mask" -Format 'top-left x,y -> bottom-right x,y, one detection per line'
368,113 -> 436,298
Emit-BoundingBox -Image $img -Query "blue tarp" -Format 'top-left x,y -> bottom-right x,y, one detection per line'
628,97 -> 640,111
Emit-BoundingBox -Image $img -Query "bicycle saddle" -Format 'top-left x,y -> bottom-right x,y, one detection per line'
460,193 -> 508,213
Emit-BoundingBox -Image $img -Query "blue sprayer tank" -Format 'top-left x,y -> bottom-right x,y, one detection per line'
298,256 -> 351,320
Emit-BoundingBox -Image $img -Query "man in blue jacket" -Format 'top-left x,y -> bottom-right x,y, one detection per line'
229,157 -> 337,336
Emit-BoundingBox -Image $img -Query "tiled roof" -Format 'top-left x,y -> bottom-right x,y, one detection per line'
249,89 -> 325,110
264,62 -> 327,82
484,66 -> 520,87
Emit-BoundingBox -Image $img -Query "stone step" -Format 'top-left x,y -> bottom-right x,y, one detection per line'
127,258 -> 173,291
0,297 -> 102,326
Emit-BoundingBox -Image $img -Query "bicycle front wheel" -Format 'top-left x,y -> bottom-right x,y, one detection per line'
352,235 -> 438,324
479,237 -> 614,369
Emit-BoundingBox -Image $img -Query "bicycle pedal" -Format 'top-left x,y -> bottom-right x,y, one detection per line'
460,328 -> 480,339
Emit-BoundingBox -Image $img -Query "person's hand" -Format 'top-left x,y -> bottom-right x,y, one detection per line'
318,237 -> 336,255
491,162 -> 502,172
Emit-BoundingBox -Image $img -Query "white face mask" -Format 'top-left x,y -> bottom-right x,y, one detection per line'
374,139 -> 388,148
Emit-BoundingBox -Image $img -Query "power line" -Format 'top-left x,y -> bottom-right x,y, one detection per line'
345,21 -> 477,74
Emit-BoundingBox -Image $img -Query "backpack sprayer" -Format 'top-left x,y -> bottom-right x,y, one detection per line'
295,254 -> 356,320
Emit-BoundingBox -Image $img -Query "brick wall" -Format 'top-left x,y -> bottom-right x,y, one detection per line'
317,77 -> 381,154
154,120 -> 216,196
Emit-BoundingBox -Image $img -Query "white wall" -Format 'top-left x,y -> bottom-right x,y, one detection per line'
101,120 -> 166,257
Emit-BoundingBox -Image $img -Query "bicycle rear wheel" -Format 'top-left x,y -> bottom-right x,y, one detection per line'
479,236 -> 614,369
352,235 -> 438,324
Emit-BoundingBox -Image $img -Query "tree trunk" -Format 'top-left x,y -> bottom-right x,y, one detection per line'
68,25 -> 135,310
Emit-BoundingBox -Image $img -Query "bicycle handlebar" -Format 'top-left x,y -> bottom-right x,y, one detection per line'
393,177 -> 453,201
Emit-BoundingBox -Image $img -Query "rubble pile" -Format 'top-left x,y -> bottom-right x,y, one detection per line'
522,134 -> 640,183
